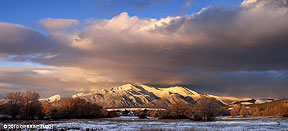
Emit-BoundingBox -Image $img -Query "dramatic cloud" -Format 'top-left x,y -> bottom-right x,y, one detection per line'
0,0 -> 288,98
0,23 -> 50,55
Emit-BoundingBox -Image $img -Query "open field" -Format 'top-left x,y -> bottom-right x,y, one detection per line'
1,116 -> 288,131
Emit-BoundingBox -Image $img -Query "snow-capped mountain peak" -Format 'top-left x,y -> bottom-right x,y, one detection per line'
111,84 -> 136,91
39,94 -> 61,103
72,84 -> 246,108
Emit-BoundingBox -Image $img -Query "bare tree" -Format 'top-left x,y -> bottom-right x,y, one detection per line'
42,102 -> 53,115
239,105 -> 248,117
158,110 -> 172,119
22,91 -> 42,119
54,98 -> 102,119
194,97 -> 221,121
262,103 -> 288,117
168,103 -> 193,119
283,103 -> 288,117
250,107 -> 261,116
263,107 -> 275,116
5,92 -> 24,119
230,104 -> 241,117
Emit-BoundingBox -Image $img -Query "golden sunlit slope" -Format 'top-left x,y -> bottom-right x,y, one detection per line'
72,84 -> 249,108
245,98 -> 288,110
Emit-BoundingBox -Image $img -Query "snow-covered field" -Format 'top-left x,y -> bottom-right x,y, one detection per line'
1,116 -> 288,131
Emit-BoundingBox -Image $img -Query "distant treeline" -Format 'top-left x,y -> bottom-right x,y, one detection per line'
154,97 -> 224,121
0,92 -> 104,120
230,102 -> 288,117
122,97 -> 225,121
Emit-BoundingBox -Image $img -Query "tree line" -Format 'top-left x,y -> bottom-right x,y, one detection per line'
0,92 -> 104,120
135,97 -> 224,121
230,103 -> 288,117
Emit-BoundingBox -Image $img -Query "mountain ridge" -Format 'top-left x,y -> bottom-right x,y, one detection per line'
39,94 -> 61,103
72,84 -> 250,108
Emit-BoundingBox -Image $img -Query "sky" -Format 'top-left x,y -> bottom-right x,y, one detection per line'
0,0 -> 288,98
0,0 -> 242,25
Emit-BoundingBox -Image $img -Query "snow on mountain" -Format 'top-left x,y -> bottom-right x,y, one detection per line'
0,99 -> 8,105
255,99 -> 275,104
72,84 -> 246,108
232,98 -> 276,105
39,94 -> 61,103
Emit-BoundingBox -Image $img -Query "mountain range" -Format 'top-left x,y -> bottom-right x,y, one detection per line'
71,84 -> 250,108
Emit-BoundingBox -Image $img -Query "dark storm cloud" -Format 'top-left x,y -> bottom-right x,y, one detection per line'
0,0 -> 288,97
186,71 -> 288,98
0,23 -> 50,55
149,70 -> 288,98
154,2 -> 288,71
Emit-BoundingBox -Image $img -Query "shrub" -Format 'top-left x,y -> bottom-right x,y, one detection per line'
104,111 -> 120,117
157,110 -> 173,119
